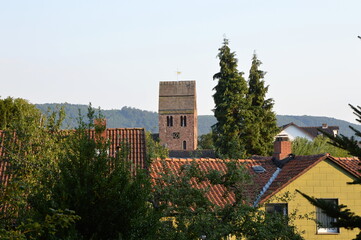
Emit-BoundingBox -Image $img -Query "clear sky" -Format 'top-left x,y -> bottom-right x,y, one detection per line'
1,0 -> 360,123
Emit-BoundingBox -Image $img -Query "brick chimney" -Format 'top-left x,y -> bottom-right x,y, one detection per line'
94,118 -> 107,140
273,136 -> 292,160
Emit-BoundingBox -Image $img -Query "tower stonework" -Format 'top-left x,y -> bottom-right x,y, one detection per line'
158,81 -> 198,151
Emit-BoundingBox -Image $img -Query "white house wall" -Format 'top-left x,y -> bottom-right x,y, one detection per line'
278,125 -> 313,141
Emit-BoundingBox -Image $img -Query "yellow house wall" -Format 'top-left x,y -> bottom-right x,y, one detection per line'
267,159 -> 361,240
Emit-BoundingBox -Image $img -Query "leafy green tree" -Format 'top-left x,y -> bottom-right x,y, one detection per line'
297,104 -> 361,240
245,53 -> 279,156
292,136 -> 350,157
0,100 -> 78,239
197,132 -> 214,150
146,131 -> 168,160
0,102 -> 161,240
0,97 -> 42,130
152,160 -> 303,240
47,106 -> 160,239
212,39 -> 250,159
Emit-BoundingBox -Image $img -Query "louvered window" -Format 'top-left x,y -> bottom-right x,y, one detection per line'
180,116 -> 187,127
167,116 -> 173,127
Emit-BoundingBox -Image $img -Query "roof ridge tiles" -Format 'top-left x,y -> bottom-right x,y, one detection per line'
106,128 -> 145,130
330,156 -> 359,160
155,158 -> 265,162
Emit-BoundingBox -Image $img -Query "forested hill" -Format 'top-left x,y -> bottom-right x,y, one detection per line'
36,103 -> 361,138
36,103 -> 159,133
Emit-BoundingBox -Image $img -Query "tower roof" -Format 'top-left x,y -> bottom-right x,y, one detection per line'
158,81 -> 197,114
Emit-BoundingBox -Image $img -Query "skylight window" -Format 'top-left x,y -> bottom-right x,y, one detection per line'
252,165 -> 266,173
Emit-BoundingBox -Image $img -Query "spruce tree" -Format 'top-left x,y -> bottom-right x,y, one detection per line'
212,39 -> 250,159
245,53 -> 279,156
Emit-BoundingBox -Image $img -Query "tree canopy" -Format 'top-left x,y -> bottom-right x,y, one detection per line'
292,135 -> 350,157
244,53 -> 279,156
212,41 -> 278,158
0,97 -> 42,130
212,38 -> 250,159
0,103 -> 160,239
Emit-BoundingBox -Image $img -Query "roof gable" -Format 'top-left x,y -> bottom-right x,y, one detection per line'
279,123 -> 314,140
280,122 -> 339,140
150,154 -> 360,207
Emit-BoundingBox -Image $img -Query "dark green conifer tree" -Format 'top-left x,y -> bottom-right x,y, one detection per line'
212,39 -> 250,159
245,53 -> 279,156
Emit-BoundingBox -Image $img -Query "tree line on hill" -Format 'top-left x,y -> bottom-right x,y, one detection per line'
35,103 -> 361,138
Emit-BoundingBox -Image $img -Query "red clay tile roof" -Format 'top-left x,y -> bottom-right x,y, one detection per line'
150,157 -> 276,206
168,150 -> 216,158
328,156 -> 361,178
150,154 -> 361,207
89,128 -> 147,169
0,128 -> 147,187
260,154 -> 328,203
150,158 -> 231,207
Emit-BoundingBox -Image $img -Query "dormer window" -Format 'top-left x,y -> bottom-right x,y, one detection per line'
252,165 -> 266,173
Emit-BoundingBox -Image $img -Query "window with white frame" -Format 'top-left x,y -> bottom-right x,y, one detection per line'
316,199 -> 339,234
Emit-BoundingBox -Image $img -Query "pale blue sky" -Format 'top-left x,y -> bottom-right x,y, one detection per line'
1,0 -> 361,123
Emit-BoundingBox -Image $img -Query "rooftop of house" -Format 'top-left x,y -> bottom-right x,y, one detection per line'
150,153 -> 361,207
0,127 -> 147,187
89,127 -> 147,169
280,122 -> 339,139
168,149 -> 216,158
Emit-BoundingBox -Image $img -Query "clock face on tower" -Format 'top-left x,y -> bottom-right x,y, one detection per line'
172,132 -> 180,139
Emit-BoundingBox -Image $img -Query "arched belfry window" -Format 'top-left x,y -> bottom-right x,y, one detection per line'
167,116 -> 173,127
180,116 -> 187,127
183,141 -> 187,150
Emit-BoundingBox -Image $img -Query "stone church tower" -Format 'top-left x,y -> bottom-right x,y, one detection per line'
158,81 -> 198,150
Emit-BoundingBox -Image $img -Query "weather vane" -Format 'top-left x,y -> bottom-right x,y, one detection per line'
176,69 -> 181,81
